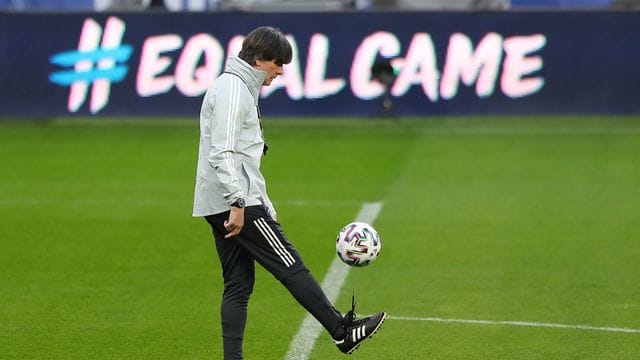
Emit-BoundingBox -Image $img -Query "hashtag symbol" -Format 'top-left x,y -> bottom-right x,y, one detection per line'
49,17 -> 132,114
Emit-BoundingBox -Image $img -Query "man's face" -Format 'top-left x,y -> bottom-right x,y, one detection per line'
255,59 -> 284,86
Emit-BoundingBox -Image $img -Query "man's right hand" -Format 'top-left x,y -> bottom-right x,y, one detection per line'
224,207 -> 244,238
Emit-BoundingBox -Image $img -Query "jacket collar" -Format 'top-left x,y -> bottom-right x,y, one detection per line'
224,56 -> 266,103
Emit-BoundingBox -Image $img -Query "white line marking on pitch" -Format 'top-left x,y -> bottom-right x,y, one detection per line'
285,202 -> 384,360
410,127 -> 640,135
388,315 -> 640,334
0,199 -> 360,207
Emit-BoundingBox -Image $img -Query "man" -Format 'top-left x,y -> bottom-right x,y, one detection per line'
192,26 -> 386,359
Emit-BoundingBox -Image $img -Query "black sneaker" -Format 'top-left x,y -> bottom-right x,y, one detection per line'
335,294 -> 386,354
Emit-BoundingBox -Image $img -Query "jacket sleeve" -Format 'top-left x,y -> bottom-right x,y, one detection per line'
205,76 -> 248,204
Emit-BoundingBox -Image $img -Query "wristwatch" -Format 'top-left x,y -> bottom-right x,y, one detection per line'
230,198 -> 245,208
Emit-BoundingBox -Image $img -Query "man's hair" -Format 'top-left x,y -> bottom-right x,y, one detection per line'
238,26 -> 292,66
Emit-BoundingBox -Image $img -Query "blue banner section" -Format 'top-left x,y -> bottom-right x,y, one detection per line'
0,0 -> 94,11
0,11 -> 639,117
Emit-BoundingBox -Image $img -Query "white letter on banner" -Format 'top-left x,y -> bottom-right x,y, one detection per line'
137,34 -> 183,97
441,32 -> 503,99
350,32 -> 401,100
391,33 -> 439,101
304,33 -> 345,99
223,35 -> 244,71
175,33 -> 224,97
226,35 -> 244,58
501,34 -> 546,98
262,35 -> 304,99
91,16 -> 126,114
68,18 -> 102,113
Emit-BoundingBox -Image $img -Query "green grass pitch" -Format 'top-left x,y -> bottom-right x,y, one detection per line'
1,116 -> 639,359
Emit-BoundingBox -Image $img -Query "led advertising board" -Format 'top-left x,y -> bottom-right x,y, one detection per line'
1,12 -> 638,117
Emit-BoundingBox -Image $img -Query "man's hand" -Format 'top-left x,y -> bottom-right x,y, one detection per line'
224,207 -> 245,238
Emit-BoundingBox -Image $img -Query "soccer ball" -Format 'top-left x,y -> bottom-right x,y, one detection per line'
336,222 -> 381,267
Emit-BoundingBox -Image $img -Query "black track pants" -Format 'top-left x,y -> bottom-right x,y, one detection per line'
205,205 -> 344,360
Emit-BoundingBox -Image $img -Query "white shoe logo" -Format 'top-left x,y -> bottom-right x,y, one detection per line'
352,325 -> 367,341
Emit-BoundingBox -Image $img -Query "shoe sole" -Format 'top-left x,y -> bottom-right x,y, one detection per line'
346,312 -> 387,355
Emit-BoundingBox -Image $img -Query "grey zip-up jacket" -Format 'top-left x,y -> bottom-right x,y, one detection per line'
192,56 -> 276,219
